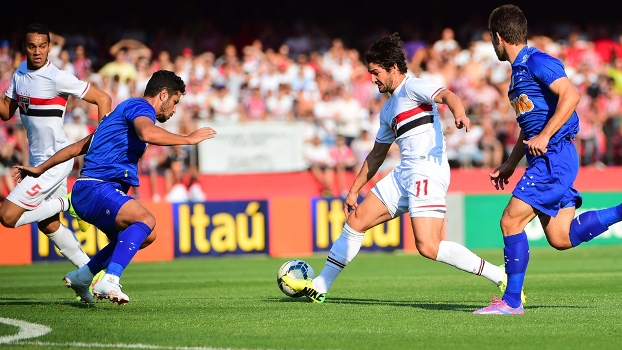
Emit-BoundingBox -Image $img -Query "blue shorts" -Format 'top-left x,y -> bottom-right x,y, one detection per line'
72,178 -> 133,238
512,138 -> 583,217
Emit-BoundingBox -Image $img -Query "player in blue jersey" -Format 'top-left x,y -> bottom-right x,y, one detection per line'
13,70 -> 217,304
473,4 -> 622,315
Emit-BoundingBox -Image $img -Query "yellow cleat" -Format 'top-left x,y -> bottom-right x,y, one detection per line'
281,276 -> 326,303
498,264 -> 527,304
65,193 -> 90,232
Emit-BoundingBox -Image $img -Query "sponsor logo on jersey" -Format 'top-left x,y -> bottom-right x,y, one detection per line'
510,93 -> 534,116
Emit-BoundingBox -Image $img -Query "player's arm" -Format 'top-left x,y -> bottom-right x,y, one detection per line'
0,96 -> 18,121
12,134 -> 93,182
524,77 -> 580,155
82,85 -> 112,122
343,141 -> 392,214
433,89 -> 470,132
134,117 -> 217,146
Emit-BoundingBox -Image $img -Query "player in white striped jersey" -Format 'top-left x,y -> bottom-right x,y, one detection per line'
0,23 -> 111,269
282,33 -> 522,304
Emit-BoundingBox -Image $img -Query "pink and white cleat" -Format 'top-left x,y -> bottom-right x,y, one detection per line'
473,296 -> 524,315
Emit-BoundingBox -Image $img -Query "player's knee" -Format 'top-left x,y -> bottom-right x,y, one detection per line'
138,213 -> 156,231
0,211 -> 17,228
416,242 -> 439,260
140,230 -> 156,249
547,236 -> 572,251
345,213 -> 367,233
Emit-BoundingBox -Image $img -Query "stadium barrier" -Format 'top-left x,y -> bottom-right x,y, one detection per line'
1,167 -> 621,265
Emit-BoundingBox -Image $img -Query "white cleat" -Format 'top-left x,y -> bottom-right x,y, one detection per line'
63,270 -> 94,303
92,274 -> 130,305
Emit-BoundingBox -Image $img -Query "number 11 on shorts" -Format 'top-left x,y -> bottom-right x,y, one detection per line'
415,179 -> 428,197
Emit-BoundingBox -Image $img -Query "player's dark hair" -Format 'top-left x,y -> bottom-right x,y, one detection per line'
24,23 -> 51,43
144,70 -> 186,97
364,32 -> 408,74
488,4 -> 528,45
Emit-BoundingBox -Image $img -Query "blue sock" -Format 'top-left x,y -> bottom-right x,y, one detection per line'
87,242 -> 117,275
568,205 -> 619,247
106,222 -> 152,277
502,232 -> 529,308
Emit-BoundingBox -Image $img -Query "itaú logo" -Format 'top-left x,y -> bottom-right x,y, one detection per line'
510,94 -> 534,116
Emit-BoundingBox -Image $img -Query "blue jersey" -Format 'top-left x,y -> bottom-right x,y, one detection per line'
509,46 -> 579,147
80,98 -> 156,187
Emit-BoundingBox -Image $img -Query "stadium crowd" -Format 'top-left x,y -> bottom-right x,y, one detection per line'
2,21 -> 622,200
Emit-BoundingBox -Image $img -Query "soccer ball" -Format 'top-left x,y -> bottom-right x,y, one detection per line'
276,260 -> 315,298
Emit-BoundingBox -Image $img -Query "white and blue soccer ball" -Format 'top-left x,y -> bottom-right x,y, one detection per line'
277,259 -> 315,298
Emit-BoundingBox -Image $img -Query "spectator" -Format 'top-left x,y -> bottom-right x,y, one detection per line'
209,84 -> 240,123
72,45 -> 92,80
304,135 -> 335,197
329,134 -> 357,197
266,83 -> 294,121
99,49 -> 137,83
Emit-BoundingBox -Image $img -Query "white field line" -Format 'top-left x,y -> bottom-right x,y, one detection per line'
15,341 -> 252,350
0,317 -> 51,344
1,317 -> 278,350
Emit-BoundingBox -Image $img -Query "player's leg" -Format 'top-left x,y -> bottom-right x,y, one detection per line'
0,163 -> 71,228
411,216 -> 505,287
474,196 -> 535,314
281,174 -> 394,302
314,190 -> 392,292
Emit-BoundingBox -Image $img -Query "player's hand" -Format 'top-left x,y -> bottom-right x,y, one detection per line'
187,127 -> 217,145
523,134 -> 549,156
11,165 -> 43,183
489,162 -> 516,190
454,115 -> 470,132
343,191 -> 359,218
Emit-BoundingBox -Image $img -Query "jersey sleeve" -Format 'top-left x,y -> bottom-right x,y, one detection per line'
527,52 -> 567,86
55,70 -> 90,99
375,115 -> 395,144
404,79 -> 445,105
125,99 -> 157,124
5,75 -> 16,100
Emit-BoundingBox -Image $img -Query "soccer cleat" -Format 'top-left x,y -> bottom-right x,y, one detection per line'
497,264 -> 527,304
473,296 -> 524,315
281,276 -> 326,303
90,270 -> 106,294
65,193 -> 90,232
63,270 -> 94,303
92,274 -> 130,305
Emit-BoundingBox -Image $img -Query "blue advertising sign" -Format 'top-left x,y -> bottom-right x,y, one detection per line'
174,200 -> 269,257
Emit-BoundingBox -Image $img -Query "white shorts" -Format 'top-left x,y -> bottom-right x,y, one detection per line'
371,162 -> 449,219
7,159 -> 74,210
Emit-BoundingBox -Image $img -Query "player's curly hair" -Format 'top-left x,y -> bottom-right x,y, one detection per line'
364,32 -> 408,74
488,4 -> 528,45
25,23 -> 51,43
144,70 -> 186,97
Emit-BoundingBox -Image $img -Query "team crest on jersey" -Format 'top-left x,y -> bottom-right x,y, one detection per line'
18,96 -> 30,112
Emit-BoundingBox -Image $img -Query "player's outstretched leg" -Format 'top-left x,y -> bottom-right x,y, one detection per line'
283,223 -> 364,303
474,232 -> 528,315
569,204 -> 622,247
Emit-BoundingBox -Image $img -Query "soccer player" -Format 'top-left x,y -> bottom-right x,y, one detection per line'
0,23 -> 111,268
13,70 -> 217,304
282,33 -> 520,303
473,4 -> 622,315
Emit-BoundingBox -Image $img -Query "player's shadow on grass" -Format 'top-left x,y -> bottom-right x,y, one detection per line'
265,297 -> 585,312
0,298 -> 97,309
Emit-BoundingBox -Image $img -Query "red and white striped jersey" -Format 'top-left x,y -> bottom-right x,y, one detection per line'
375,76 -> 447,161
6,60 -> 90,166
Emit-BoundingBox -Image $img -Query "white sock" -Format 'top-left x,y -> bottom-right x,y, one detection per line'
435,240 -> 504,285
15,197 -> 69,227
46,225 -> 90,268
313,223 -> 365,293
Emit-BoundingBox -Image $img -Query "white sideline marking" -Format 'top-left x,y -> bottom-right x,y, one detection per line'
17,341 -> 255,350
0,317 -> 52,344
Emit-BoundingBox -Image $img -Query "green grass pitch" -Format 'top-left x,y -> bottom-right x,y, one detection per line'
1,245 -> 622,349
